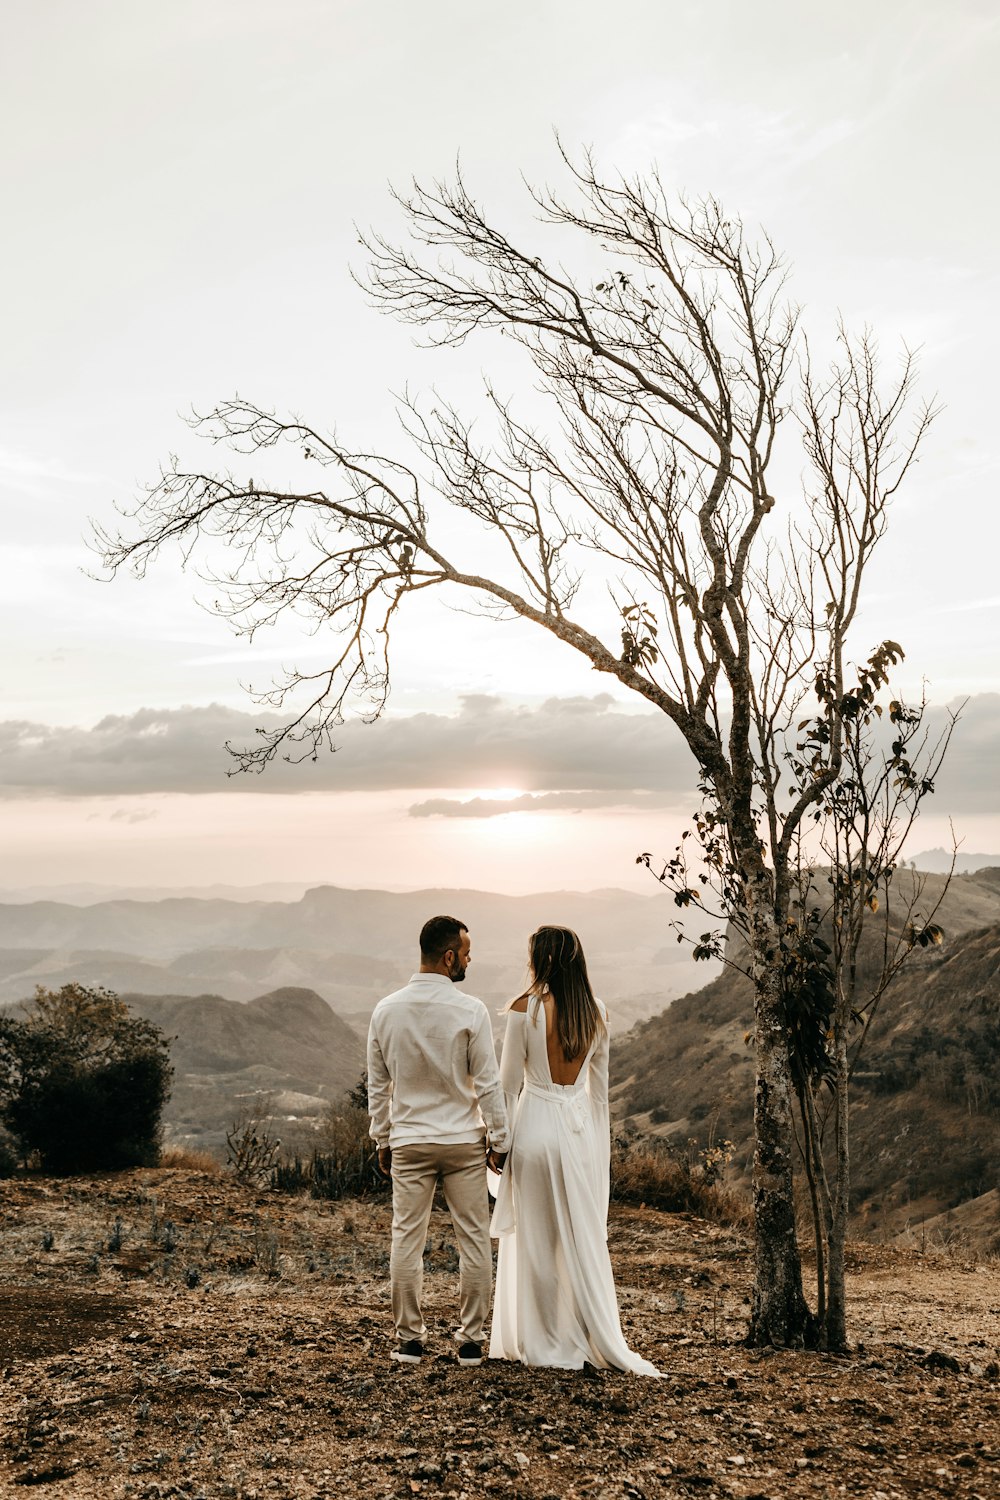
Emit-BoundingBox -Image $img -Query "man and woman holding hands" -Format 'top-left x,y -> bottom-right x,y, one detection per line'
367,914 -> 659,1376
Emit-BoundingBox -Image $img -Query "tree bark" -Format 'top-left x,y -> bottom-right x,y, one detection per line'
797,1080 -> 830,1330
823,1033 -> 851,1351
747,918 -> 816,1347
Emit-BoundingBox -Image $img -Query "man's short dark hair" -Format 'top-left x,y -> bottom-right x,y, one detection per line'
420,915 -> 467,962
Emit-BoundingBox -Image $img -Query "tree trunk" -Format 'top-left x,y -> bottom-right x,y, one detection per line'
823,1033 -> 851,1351
747,929 -> 816,1347
797,1081 -> 830,1329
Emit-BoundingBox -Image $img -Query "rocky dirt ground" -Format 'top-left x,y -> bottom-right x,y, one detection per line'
0,1166 -> 998,1500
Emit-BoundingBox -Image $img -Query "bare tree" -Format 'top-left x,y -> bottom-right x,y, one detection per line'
96,150 -> 937,1346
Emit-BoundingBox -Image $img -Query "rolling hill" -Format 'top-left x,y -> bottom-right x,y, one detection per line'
610,868 -> 1000,1241
123,986 -> 365,1152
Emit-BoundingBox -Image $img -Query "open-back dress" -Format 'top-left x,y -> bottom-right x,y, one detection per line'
488,995 -> 661,1375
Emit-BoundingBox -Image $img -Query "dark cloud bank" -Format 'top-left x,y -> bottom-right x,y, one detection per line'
1,692 -> 996,817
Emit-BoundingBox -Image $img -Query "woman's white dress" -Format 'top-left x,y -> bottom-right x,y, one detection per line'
488,998 -> 660,1375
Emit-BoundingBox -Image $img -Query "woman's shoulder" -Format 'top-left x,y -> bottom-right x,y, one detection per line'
509,996 -> 529,1013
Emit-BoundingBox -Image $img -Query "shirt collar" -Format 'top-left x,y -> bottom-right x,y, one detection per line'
409,971 -> 457,989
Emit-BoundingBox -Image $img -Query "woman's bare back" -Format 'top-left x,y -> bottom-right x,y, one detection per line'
511,993 -> 588,1086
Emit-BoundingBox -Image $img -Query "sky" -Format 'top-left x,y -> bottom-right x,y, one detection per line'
2,0 -> 998,896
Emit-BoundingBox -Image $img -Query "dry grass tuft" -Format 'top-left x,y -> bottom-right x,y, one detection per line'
159,1144 -> 222,1174
610,1134 -> 751,1228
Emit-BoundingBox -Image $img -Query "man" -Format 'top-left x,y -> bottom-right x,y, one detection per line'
367,915 -> 510,1366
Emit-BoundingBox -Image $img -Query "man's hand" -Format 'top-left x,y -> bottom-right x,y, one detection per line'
377,1145 -> 392,1178
487,1148 -> 507,1174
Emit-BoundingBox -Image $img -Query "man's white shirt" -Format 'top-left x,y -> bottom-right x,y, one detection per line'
367,973 -> 510,1152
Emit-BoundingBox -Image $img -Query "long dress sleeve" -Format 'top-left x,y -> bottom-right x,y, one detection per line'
489,1012 -> 528,1238
498,1011 -> 528,1122
586,1005 -> 611,1226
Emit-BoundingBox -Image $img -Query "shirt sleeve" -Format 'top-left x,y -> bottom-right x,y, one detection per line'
366,1014 -> 393,1148
468,1005 -> 511,1153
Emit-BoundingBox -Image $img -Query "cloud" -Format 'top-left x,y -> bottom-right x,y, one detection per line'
0,446 -> 99,487
1,693 -> 997,821
938,597 -> 1000,615
86,807 -> 159,824
0,696 -> 690,799
409,790 -> 672,819
866,692 -> 1000,817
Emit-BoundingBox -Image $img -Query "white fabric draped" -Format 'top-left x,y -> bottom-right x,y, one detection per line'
488,999 -> 660,1376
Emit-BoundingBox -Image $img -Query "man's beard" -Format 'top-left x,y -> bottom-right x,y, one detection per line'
448,958 -> 467,983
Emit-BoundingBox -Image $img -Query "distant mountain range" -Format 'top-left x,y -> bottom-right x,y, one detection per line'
0,883 -> 704,1032
0,882 -> 715,1157
4,849 -> 993,905
10,871 -> 996,1216
610,867 -> 1000,1240
909,849 -> 1000,874
0,882 -> 318,906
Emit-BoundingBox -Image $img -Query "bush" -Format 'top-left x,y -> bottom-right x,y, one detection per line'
610,1132 -> 749,1227
272,1102 -> 387,1200
226,1096 -> 282,1186
0,984 -> 173,1173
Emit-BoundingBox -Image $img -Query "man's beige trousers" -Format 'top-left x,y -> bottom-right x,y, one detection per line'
389,1140 -> 492,1345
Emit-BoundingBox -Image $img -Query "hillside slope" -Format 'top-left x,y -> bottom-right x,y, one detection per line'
122,987 -> 366,1151
611,870 -> 1000,1239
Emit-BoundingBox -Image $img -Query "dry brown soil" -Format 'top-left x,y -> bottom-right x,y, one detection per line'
0,1168 -> 998,1500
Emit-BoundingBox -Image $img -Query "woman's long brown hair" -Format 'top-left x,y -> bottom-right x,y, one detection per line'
517,925 -> 605,1062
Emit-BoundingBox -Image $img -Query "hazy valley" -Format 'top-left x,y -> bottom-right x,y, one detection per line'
0,882 -> 702,1026
0,883 -> 704,1154
3,871 -> 999,1246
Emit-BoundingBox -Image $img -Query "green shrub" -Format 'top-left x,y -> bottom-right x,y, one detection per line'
0,984 -> 173,1173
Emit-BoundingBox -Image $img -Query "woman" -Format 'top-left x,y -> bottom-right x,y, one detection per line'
488,925 -> 660,1375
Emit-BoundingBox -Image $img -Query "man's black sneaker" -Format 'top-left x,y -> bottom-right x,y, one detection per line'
457,1341 -> 483,1366
390,1339 -> 424,1364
